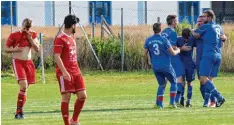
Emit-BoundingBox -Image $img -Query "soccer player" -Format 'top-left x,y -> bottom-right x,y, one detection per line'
161,15 -> 191,107
54,15 -> 86,125
144,22 -> 181,109
177,28 -> 196,107
193,16 -> 216,107
191,10 -> 226,107
4,18 -> 40,119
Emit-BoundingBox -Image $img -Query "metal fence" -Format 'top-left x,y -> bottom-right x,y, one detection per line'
1,1 -> 234,72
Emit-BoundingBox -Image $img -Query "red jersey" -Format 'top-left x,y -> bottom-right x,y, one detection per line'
54,32 -> 80,75
6,30 -> 37,48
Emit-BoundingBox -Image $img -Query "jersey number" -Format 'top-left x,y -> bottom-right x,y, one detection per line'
153,43 -> 160,55
215,28 -> 221,39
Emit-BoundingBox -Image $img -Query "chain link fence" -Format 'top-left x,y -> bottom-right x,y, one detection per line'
1,1 -> 234,72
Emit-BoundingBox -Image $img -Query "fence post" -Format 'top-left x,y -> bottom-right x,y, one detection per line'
39,33 -> 45,84
144,1 -> 147,24
92,3 -> 95,38
191,3 -> 194,29
52,1 -> 55,26
10,1 -> 13,33
69,1 -> 71,14
157,17 -> 160,23
121,8 -> 124,72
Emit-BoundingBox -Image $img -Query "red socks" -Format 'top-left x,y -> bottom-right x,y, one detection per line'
72,99 -> 85,122
16,90 -> 26,114
61,102 -> 69,125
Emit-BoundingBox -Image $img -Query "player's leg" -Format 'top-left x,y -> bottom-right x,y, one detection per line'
165,68 -> 177,108
186,68 -> 195,107
71,74 -> 86,124
175,76 -> 184,106
200,56 -> 225,107
61,93 -> 71,125
12,59 -> 28,119
208,77 -> 216,107
209,57 -> 225,107
153,70 -> 166,108
197,65 -> 205,100
57,74 -> 73,125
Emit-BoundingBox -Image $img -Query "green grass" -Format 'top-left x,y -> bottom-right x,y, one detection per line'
1,70 -> 234,125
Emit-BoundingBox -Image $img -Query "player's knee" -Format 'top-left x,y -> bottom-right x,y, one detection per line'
200,76 -> 208,85
62,93 -> 71,102
77,91 -> 87,101
18,80 -> 28,91
187,82 -> 193,86
177,76 -> 183,83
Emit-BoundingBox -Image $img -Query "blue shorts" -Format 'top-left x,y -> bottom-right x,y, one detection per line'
153,67 -> 177,86
199,55 -> 221,77
171,59 -> 185,78
183,68 -> 195,83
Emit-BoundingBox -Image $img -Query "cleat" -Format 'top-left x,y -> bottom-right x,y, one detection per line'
70,119 -> 80,125
186,104 -> 192,108
186,101 -> 192,108
176,102 -> 184,108
209,102 -> 216,108
216,97 -> 226,107
168,104 -> 177,109
203,104 -> 209,107
15,113 -> 24,119
153,105 -> 164,109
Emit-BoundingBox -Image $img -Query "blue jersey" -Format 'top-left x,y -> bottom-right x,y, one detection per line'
144,34 -> 172,70
197,21 -> 224,56
161,27 -> 180,62
177,36 -> 196,69
194,29 -> 203,57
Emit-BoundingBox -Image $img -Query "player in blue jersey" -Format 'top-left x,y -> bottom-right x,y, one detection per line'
177,28 -> 196,107
161,15 -> 191,107
193,16 -> 216,108
144,22 -> 181,109
191,10 -> 227,107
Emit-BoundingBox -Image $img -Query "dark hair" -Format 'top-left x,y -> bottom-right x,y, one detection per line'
64,14 -> 80,28
204,10 -> 215,21
22,18 -> 32,29
182,28 -> 191,39
153,22 -> 161,33
166,15 -> 177,25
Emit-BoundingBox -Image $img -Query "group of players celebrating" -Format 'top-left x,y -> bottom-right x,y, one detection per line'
144,9 -> 227,109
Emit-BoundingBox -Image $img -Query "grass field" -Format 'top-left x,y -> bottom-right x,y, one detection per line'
1,70 -> 234,125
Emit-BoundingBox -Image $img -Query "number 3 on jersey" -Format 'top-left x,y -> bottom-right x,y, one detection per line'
153,43 -> 160,55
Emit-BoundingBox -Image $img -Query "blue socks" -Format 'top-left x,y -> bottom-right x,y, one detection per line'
187,85 -> 193,104
204,80 -> 223,101
200,84 -> 205,100
175,83 -> 183,103
156,85 -> 165,107
170,82 -> 177,105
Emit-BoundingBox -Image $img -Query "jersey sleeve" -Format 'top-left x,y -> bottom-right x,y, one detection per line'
170,31 -> 178,46
163,38 -> 171,50
144,39 -> 148,49
6,33 -> 15,47
54,37 -> 64,54
32,32 -> 38,39
176,37 -> 184,47
196,25 -> 207,37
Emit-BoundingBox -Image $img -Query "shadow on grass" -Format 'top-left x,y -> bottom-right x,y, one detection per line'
25,107 -> 155,114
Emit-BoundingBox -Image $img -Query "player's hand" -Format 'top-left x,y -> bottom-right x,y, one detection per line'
181,44 -> 192,51
25,31 -> 33,40
62,71 -> 71,81
13,45 -> 23,53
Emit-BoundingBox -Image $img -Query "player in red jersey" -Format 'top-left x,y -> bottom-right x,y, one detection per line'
54,14 -> 86,125
4,18 -> 40,119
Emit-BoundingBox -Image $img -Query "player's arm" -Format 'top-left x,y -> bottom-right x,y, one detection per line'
220,34 -> 227,42
168,47 -> 180,56
54,53 -> 71,81
144,49 -> 151,67
26,32 -> 40,52
4,33 -> 23,53
190,29 -> 200,39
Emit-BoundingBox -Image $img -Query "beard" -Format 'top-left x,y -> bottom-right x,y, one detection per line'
72,28 -> 76,34
204,20 -> 208,24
